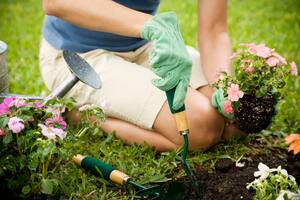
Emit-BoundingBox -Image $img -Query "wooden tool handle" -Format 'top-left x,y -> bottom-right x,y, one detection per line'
73,154 -> 130,185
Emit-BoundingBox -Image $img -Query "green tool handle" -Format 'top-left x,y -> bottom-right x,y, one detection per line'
73,154 -> 143,188
165,87 -> 185,114
166,88 -> 189,132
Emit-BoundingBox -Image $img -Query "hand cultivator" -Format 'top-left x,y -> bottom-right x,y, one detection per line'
73,154 -> 186,200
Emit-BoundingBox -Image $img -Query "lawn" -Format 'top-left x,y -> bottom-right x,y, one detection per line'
0,0 -> 299,199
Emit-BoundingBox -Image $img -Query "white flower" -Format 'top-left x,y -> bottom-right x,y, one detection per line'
235,161 -> 245,168
235,156 -> 245,168
254,162 -> 277,182
276,165 -> 297,184
276,190 -> 300,200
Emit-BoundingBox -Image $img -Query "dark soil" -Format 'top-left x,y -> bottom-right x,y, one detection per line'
179,148 -> 300,200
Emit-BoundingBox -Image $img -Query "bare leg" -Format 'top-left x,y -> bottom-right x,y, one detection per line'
66,86 -> 224,152
99,117 -> 177,152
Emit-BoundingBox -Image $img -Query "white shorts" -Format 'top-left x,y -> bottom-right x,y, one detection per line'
39,38 -> 208,129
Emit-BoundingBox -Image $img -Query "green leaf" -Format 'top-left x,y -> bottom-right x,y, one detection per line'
41,178 -> 53,194
22,185 -> 31,195
3,132 -> 13,144
0,116 -> 9,128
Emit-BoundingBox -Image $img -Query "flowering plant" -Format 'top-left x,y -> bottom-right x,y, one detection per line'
246,162 -> 299,200
212,43 -> 298,133
0,97 -> 73,140
0,96 -> 106,198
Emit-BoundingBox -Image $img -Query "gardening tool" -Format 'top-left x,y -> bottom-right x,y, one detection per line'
164,87 -> 202,198
73,154 -> 185,200
0,50 -> 101,101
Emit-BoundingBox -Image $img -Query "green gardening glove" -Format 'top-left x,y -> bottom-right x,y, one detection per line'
212,88 -> 235,119
141,12 -> 192,111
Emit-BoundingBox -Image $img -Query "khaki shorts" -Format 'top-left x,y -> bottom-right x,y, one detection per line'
39,38 -> 208,130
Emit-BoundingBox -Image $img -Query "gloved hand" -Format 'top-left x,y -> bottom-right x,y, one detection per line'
212,88 -> 235,119
141,12 -> 192,111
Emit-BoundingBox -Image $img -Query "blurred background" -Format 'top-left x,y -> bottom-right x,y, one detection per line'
0,0 -> 299,132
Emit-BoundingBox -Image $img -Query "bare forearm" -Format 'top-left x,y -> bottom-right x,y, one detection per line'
42,0 -> 151,37
197,0 -> 231,84
198,32 -> 232,84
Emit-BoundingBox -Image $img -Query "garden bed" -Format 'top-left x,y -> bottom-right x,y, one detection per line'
180,146 -> 300,200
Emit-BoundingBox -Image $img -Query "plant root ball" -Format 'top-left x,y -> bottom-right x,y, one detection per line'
234,94 -> 276,134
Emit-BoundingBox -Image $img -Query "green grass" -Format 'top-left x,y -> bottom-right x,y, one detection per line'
0,0 -> 299,199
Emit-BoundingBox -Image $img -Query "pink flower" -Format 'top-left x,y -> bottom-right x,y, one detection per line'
247,44 -> 271,58
255,45 -> 272,58
227,84 -> 244,102
52,128 -> 66,140
45,115 -> 67,130
0,103 -> 10,115
272,52 -> 287,65
223,100 -> 234,114
39,124 -> 56,140
8,117 -> 25,134
0,97 -> 16,115
291,62 -> 298,76
9,99 -> 27,107
248,47 -> 257,54
33,101 -> 44,109
38,124 -> 66,140
0,129 -> 6,137
245,66 -> 255,73
266,57 -> 280,67
3,97 -> 16,106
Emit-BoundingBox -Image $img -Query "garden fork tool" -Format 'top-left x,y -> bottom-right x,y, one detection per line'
163,87 -> 202,198
73,154 -> 185,200
0,50 -> 101,101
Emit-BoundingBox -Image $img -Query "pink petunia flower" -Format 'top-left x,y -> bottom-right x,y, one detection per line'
0,129 -> 6,137
0,97 -> 16,115
266,57 -> 280,67
38,124 -> 66,140
33,101 -> 44,109
52,127 -> 66,140
247,44 -> 271,58
3,97 -> 16,107
272,52 -> 287,65
9,99 -> 27,107
0,103 -> 10,115
8,117 -> 25,134
255,45 -> 272,58
245,66 -> 255,73
223,100 -> 234,114
290,62 -> 298,76
227,84 -> 244,102
39,124 -> 56,140
45,115 -> 67,130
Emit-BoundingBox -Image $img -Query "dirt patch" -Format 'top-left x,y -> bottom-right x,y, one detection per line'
180,148 -> 300,200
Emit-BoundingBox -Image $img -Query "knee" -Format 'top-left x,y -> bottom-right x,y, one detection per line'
187,98 -> 225,151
